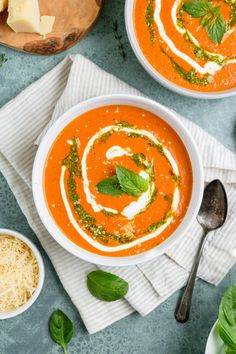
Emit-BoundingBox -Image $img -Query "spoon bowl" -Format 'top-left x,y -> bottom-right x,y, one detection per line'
197,180 -> 228,231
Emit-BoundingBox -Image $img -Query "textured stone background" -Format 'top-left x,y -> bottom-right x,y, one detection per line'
0,1 -> 236,353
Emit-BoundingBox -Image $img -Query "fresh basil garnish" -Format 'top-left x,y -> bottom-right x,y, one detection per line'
183,1 -> 212,17
87,270 -> 128,302
49,309 -> 74,354
183,1 -> 226,44
116,166 -> 148,197
217,285 -> 236,352
96,175 -> 124,197
96,166 -> 149,197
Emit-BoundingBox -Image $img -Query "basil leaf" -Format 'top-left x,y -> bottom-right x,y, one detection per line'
226,347 -> 236,354
183,1 -> 213,17
49,309 -> 74,354
87,270 -> 128,302
217,285 -> 236,351
116,166 -> 148,197
205,12 -> 226,44
96,175 -> 124,197
183,1 -> 226,44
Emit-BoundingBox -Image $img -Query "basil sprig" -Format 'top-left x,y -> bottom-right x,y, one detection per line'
96,166 -> 149,197
96,175 -> 124,197
217,285 -> 236,352
183,1 -> 226,44
87,270 -> 129,302
49,309 -> 74,354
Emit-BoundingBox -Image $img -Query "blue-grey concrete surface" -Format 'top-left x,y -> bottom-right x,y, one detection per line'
0,1 -> 235,353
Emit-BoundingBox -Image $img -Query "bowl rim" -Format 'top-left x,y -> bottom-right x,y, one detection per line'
124,0 -> 236,100
32,94 -> 204,266
0,228 -> 45,320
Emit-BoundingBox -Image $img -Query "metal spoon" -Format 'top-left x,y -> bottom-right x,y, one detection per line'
175,179 -> 228,323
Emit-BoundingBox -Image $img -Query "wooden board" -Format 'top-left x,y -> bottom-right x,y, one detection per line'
0,0 -> 103,55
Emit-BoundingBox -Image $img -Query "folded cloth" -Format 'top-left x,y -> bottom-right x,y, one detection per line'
0,55 -> 236,334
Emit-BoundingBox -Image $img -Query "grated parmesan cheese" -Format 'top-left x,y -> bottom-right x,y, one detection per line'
0,235 -> 39,313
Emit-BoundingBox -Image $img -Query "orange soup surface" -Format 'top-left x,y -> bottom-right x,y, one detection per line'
44,105 -> 193,257
134,0 -> 236,92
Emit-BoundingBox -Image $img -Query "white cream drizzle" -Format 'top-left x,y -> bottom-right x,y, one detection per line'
159,0 -> 236,75
60,165 -> 180,252
106,145 -> 132,160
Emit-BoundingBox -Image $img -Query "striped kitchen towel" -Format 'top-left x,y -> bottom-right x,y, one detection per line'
0,55 -> 236,334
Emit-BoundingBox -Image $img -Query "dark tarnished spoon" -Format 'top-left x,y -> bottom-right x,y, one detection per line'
175,180 -> 228,323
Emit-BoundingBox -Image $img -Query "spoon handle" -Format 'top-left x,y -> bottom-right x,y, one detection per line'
175,229 -> 208,323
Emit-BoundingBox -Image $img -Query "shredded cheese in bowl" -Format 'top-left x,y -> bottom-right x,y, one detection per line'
0,234 -> 39,313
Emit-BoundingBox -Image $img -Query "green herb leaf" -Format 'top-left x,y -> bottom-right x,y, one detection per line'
87,270 -> 128,302
183,1 -> 213,17
116,166 -> 149,197
49,309 -> 74,354
183,1 -> 226,44
96,176 -> 124,197
205,11 -> 226,44
217,285 -> 236,351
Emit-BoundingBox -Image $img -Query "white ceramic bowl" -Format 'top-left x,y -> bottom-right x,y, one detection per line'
0,229 -> 45,320
205,321 -> 225,354
32,94 -> 204,266
125,0 -> 236,99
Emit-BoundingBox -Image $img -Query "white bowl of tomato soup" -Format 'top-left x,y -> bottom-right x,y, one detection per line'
125,0 -> 236,99
32,95 -> 204,266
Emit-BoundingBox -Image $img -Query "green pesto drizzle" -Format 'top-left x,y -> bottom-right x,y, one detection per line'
98,131 -> 113,143
146,211 -> 173,233
63,137 -> 82,177
116,121 -> 136,129
101,209 -> 117,217
63,138 -> 133,244
161,46 -> 210,85
145,0 -> 156,44
184,32 -> 225,65
131,153 -> 146,167
126,132 -> 143,138
169,170 -> 182,187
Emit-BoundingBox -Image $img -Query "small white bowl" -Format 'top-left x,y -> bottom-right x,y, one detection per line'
0,229 -> 45,320
205,321 -> 225,354
125,0 -> 236,99
32,94 -> 204,266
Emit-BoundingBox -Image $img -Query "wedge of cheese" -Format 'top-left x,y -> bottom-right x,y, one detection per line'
40,16 -> 55,36
0,0 -> 8,13
7,0 -> 41,33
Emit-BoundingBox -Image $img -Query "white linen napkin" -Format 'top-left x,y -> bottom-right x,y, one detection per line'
0,55 -> 236,334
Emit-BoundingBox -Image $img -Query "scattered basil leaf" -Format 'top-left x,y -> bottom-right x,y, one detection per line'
87,270 -> 128,302
116,166 -> 148,197
217,285 -> 236,353
183,1 -> 212,17
183,1 -> 226,44
49,309 -> 74,354
96,176 -> 124,197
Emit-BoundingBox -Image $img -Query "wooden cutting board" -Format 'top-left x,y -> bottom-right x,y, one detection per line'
0,0 -> 103,55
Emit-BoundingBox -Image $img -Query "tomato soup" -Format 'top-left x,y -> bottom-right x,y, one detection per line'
44,105 -> 192,257
134,0 -> 236,92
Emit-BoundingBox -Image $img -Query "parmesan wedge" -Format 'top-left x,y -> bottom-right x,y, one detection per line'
40,16 -> 55,36
7,0 -> 41,33
0,0 -> 7,13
